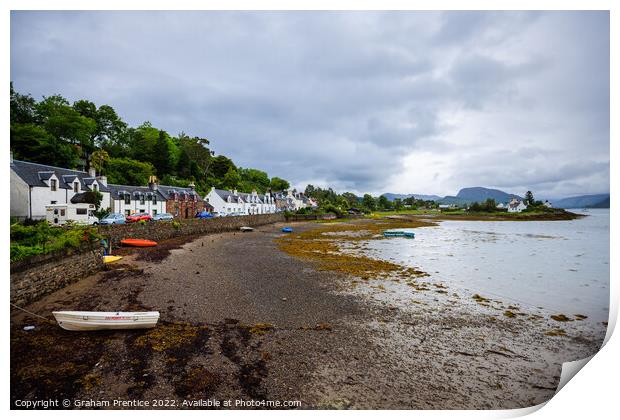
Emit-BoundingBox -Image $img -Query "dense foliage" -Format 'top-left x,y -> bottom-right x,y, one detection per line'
10,220 -> 101,262
10,83 -> 290,196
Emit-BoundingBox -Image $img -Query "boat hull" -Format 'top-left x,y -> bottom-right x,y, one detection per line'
103,255 -> 123,263
52,311 -> 160,331
120,239 -> 158,247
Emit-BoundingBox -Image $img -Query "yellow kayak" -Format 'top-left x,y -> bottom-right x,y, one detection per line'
103,255 -> 123,264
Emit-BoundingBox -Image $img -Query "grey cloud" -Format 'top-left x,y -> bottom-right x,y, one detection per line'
10,11 -> 609,197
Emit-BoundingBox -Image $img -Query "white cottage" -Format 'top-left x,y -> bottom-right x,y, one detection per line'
507,198 -> 528,213
10,158 -> 110,220
204,188 -> 276,216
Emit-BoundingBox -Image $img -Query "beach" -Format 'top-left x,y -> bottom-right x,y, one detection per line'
11,218 -> 606,409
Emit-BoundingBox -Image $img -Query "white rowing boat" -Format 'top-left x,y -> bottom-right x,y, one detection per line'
52,311 -> 160,331
240,226 -> 254,232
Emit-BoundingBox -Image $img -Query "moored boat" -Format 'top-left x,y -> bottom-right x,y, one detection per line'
120,238 -> 158,247
282,227 -> 293,233
383,230 -> 415,238
52,311 -> 160,331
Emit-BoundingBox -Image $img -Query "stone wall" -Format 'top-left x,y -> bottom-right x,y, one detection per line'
99,213 -> 285,246
10,244 -> 104,307
10,214 -> 285,306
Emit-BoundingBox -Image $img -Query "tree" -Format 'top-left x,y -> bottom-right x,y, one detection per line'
11,123 -> 78,168
362,194 -> 376,211
393,198 -> 403,210
222,168 -> 241,189
37,95 -> 97,155
341,192 -> 359,207
378,195 -> 391,210
239,168 -> 270,192
524,191 -> 534,206
209,155 -> 236,179
90,150 -> 110,174
270,177 -> 290,191
10,83 -> 37,125
105,157 -> 155,186
74,100 -> 127,148
152,130 -> 174,176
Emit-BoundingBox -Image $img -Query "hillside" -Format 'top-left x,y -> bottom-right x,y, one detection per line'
455,187 -> 522,203
552,194 -> 610,209
382,193 -> 443,201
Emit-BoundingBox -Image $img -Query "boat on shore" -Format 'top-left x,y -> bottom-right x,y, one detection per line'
383,230 -> 415,238
120,238 -> 158,247
240,226 -> 254,232
282,227 -> 293,233
103,255 -> 122,263
52,311 -> 160,331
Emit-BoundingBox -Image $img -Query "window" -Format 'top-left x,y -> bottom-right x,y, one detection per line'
53,209 -> 58,215
51,201 -> 57,204
73,181 -> 79,192
124,194 -> 131,205
140,195 -> 145,205
152,210 -> 158,216
153,195 -> 157,204
139,209 -> 145,213
76,208 -> 87,215
60,209 -> 65,216
50,179 -> 57,191
125,210 -> 131,216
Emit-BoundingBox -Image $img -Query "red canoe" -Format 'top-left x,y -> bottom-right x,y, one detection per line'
120,238 -> 158,247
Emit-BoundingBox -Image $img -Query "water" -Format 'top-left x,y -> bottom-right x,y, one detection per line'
361,209 -> 610,322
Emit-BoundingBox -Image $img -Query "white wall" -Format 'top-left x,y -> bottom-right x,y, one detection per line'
10,169 -> 30,219
111,197 -> 166,216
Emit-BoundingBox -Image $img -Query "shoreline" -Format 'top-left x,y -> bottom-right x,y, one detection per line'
11,218 -> 606,409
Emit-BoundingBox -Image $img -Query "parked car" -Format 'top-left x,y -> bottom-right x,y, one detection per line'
195,210 -> 214,219
99,213 -> 127,225
126,213 -> 153,223
152,213 -> 174,221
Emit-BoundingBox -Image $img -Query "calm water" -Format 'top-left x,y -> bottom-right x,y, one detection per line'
362,209 -> 610,322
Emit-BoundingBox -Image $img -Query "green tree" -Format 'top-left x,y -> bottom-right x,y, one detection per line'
105,157 -> 155,186
393,198 -> 403,210
270,177 -> 290,191
152,130 -> 174,176
90,149 -> 110,174
11,123 -> 78,168
524,191 -> 535,206
10,83 -> 37,125
239,168 -> 270,192
362,194 -> 376,211
378,195 -> 391,210
222,168 -> 241,189
209,155 -> 237,180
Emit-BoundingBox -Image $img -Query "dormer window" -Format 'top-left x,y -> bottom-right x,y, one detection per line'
124,193 -> 131,205
153,194 -> 157,205
50,179 -> 57,191
73,181 -> 79,192
140,195 -> 145,205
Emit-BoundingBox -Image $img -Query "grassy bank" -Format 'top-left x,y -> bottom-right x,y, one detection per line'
371,208 -> 582,221
10,221 -> 100,262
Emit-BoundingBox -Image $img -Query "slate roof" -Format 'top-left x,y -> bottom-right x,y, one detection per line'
107,184 -> 202,201
212,189 -> 273,203
10,159 -> 110,192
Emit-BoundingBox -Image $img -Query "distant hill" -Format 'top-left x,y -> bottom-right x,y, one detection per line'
382,193 -> 443,201
455,187 -> 522,204
552,194 -> 610,209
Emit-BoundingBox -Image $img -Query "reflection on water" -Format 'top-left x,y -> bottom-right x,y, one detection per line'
359,209 -> 610,322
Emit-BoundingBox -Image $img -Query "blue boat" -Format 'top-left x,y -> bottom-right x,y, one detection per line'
383,230 -> 415,238
282,227 -> 293,233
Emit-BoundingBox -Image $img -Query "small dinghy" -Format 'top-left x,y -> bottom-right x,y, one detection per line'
52,311 -> 160,331
240,226 -> 254,232
281,227 -> 293,233
383,230 -> 415,238
103,255 -> 123,264
120,238 -> 158,247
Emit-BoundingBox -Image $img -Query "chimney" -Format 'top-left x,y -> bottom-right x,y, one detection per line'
232,189 -> 238,195
88,167 -> 96,177
148,175 -> 159,190
96,175 -> 108,187
189,182 -> 196,190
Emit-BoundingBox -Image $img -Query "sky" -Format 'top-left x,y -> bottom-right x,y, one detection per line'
10,11 -> 610,198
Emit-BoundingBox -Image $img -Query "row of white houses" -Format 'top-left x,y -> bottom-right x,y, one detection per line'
10,157 -> 316,220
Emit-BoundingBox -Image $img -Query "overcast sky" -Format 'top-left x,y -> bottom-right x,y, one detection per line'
10,11 -> 609,198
